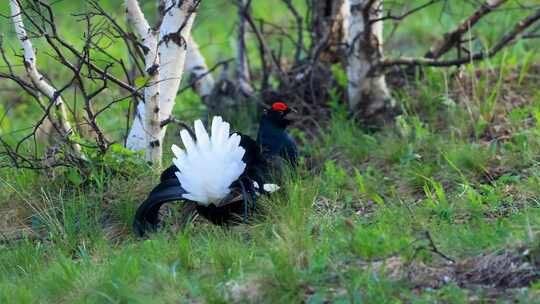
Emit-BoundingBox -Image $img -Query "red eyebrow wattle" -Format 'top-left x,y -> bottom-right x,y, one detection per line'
272,102 -> 288,111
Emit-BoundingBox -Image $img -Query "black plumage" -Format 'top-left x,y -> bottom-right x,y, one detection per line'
257,103 -> 298,167
133,102 -> 297,236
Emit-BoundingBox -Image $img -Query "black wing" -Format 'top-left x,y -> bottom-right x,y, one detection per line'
284,134 -> 298,167
133,179 -> 189,236
160,165 -> 180,182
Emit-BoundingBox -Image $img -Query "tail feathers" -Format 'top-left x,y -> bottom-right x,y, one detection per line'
133,180 -> 187,236
172,116 -> 246,205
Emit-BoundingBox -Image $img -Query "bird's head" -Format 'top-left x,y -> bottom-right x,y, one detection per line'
263,101 -> 294,128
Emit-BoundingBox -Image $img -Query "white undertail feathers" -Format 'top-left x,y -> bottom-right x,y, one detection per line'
172,117 -> 246,205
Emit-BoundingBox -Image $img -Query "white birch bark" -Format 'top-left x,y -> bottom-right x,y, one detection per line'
346,0 -> 393,116
340,0 -> 350,40
125,0 -> 201,166
126,37 -> 214,153
155,0 -> 197,164
9,0 -> 82,157
125,0 -> 160,163
126,102 -> 146,151
185,36 -> 215,102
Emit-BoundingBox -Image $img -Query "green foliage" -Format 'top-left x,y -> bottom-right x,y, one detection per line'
3,102 -> 540,301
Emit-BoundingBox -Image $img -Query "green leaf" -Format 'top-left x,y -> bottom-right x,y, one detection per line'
331,63 -> 348,88
354,168 -> 366,194
66,168 -> 83,186
135,76 -> 150,88
370,194 -> 385,206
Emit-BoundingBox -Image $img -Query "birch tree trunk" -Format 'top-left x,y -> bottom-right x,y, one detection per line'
126,37 -> 214,152
125,0 -> 200,166
9,0 -> 82,157
125,0 -> 160,163
153,0 -> 197,165
185,36 -> 215,103
346,0 -> 393,119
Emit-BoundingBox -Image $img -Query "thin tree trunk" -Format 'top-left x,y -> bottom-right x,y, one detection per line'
310,0 -> 348,64
346,0 -> 393,119
185,36 -> 215,103
126,102 -> 146,151
125,0 -> 200,166
235,0 -> 253,96
155,0 -> 198,165
156,0 -> 214,102
126,37 -> 214,152
9,0 -> 82,157
125,0 -> 160,163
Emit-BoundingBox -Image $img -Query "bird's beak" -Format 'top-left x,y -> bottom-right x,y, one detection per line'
284,108 -> 299,121
284,107 -> 297,115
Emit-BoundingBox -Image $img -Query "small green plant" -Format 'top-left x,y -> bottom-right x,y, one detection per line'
422,177 -> 452,221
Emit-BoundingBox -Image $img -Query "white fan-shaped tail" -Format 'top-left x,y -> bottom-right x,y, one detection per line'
172,116 -> 246,205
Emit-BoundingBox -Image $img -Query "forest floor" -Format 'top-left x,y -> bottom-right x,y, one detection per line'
1,62 -> 540,303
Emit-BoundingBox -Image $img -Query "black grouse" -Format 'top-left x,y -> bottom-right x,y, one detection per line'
133,102 -> 297,236
257,101 -> 298,167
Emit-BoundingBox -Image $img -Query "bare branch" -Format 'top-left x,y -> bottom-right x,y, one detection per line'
377,8 -> 540,70
9,0 -> 82,157
369,0 -> 442,24
281,0 -> 304,65
426,0 -> 508,59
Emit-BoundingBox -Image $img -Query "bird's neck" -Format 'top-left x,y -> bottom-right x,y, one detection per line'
260,115 -> 288,131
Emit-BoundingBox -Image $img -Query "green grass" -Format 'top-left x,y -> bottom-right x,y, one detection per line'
2,1 -> 540,303
2,87 -> 540,301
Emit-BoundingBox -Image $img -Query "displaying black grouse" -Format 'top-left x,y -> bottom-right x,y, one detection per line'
133,102 -> 297,236
257,102 -> 298,167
